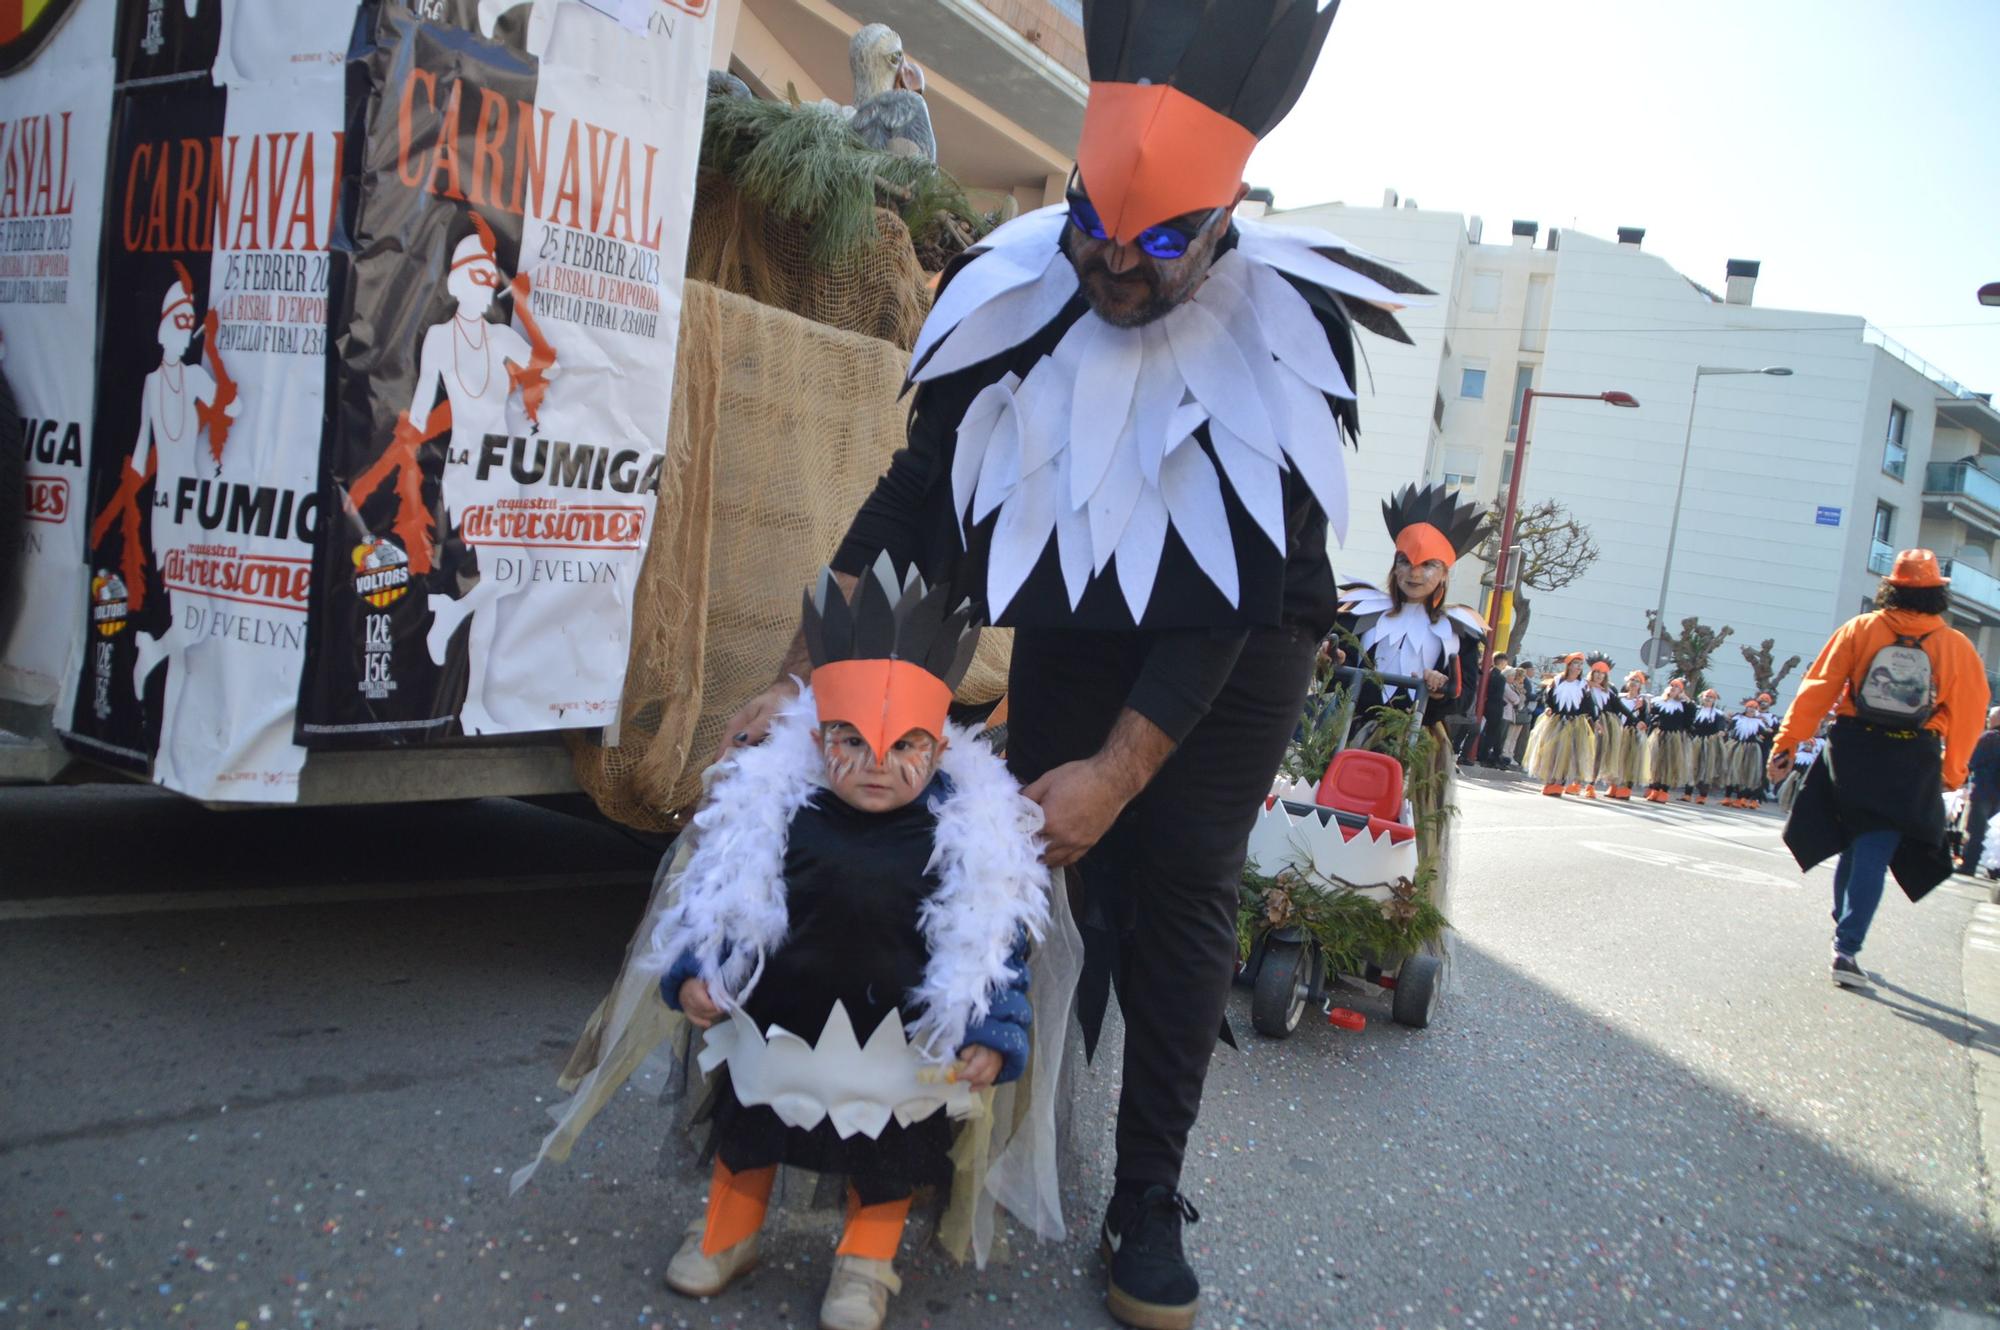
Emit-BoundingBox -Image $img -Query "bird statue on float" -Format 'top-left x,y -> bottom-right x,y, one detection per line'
847,23 -> 936,161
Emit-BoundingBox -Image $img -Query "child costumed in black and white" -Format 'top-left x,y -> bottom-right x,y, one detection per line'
1525,653 -> 1597,798
1604,669 -> 1651,800
1641,677 -> 1694,803
1331,482 -> 1489,882
1582,654 -> 1621,799
1720,698 -> 1769,808
514,559 -> 1072,1330
1778,726 -> 1822,812
1688,688 -> 1727,805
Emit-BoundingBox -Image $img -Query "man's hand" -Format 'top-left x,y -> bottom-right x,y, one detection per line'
678,977 -> 723,1028
712,678 -> 801,766
1423,668 -> 1448,695
1023,757 -> 1132,867
955,1046 -> 1002,1090
1766,749 -> 1794,785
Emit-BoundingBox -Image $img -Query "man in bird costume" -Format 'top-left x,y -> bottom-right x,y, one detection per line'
718,4 -> 1427,1325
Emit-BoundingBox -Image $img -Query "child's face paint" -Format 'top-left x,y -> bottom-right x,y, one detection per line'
820,723 -> 943,813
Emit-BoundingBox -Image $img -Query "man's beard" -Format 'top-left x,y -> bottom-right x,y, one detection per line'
1076,258 -> 1189,328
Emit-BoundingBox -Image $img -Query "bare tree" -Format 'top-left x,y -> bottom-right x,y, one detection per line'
1740,638 -> 1802,699
1475,499 -> 1601,655
1643,611 -> 1736,694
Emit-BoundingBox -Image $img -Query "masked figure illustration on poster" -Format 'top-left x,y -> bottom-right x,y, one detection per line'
0,0 -> 115,709
299,0 -> 712,745
65,77 -> 227,774
407,215 -> 558,737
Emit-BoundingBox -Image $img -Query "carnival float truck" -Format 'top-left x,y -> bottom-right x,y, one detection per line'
0,0 -> 1008,826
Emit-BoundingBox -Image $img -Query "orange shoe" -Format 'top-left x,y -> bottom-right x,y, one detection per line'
1650,789 -> 1669,803
1678,791 -> 1693,802
1611,786 -> 1631,800
1695,795 -> 1707,805
1564,783 -> 1582,795
1542,783 -> 1563,797
1584,786 -> 1598,799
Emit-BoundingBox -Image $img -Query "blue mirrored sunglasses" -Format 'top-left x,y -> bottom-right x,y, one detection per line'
1065,181 -> 1224,261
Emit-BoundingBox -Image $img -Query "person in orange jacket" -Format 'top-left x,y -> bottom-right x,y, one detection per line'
1769,550 -> 1989,988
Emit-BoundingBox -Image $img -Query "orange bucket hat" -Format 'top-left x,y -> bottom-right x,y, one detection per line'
1886,548 -> 1948,587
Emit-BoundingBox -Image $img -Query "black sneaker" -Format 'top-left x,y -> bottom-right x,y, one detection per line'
1831,953 -> 1871,988
1101,1186 -> 1200,1330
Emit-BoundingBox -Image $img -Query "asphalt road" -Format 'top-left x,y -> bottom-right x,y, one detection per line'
1,773 -> 1996,1330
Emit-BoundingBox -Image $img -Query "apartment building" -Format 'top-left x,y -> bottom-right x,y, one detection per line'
1263,196 -> 1998,704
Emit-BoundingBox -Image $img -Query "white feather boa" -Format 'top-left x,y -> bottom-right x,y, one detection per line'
645,685 -> 1051,1064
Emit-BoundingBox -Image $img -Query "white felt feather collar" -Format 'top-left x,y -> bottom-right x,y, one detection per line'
646,687 -> 1051,1063
1342,586 -> 1452,701
910,206 -> 1421,622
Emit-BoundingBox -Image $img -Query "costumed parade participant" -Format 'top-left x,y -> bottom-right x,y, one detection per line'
1641,677 -> 1694,803
513,560 -> 1075,1330
1771,550 -> 1988,987
1524,653 -> 1596,798
1581,654 -> 1619,799
1604,669 -> 1651,800
1688,688 -> 1727,804
1331,480 -> 1488,886
1721,698 -> 1768,808
1332,483 -> 1490,727
712,4 -> 1431,1324
1777,726 -> 1821,812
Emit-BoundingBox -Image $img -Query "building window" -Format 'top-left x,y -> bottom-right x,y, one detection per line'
1433,391 -> 1445,429
1442,446 -> 1480,491
1466,271 -> 1501,313
1459,366 -> 1487,400
1505,365 -> 1534,440
1521,274 -> 1552,352
1872,501 -> 1895,545
1883,403 -> 1909,480
1499,448 -> 1515,486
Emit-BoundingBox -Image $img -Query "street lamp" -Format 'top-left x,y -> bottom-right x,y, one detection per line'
1980,283 -> 2000,307
1642,366 -> 1794,668
1464,385 -> 1639,765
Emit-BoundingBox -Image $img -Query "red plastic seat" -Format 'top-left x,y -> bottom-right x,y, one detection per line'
1316,750 -> 1404,820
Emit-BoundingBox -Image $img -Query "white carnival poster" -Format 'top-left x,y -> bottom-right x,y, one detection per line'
134,66 -> 345,799
297,0 -> 713,745
0,0 -> 114,708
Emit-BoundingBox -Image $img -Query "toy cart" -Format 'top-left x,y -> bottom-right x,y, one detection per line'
1237,668 -> 1446,1037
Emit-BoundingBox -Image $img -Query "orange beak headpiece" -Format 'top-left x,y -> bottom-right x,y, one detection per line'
1382,481 -> 1490,574
1076,0 -> 1341,243
1586,652 -> 1612,677
803,553 -> 980,764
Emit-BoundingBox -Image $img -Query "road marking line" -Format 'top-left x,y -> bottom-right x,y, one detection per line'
0,871 -> 652,921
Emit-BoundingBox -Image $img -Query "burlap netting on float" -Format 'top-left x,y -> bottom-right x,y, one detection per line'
683,172 -> 933,352
569,281 -> 1011,831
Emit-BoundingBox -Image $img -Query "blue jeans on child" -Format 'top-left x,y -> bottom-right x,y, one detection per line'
1831,828 -> 1899,957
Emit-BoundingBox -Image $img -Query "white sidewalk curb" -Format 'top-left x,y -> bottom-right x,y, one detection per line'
1964,900 -> 2000,1273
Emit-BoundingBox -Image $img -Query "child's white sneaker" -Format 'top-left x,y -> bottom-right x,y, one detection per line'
664,1219 -> 760,1298
818,1254 -> 900,1330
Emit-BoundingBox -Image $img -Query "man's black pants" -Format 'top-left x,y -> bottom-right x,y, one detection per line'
1007,624 -> 1318,1187
1963,789 -> 1999,869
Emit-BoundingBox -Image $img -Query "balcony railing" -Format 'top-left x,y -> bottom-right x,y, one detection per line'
1923,461 -> 2000,514
1941,557 -> 2000,617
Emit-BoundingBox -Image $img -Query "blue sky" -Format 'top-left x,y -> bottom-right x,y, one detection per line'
1252,0 -> 2000,395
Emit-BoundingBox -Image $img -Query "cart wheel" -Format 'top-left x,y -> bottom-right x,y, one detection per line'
1252,939 -> 1316,1037
1391,952 -> 1443,1029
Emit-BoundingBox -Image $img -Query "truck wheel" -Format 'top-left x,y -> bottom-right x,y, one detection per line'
1252,939 -> 1315,1038
1391,952 -> 1443,1029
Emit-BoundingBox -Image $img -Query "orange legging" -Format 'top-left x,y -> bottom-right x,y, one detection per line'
700,1161 -> 910,1260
